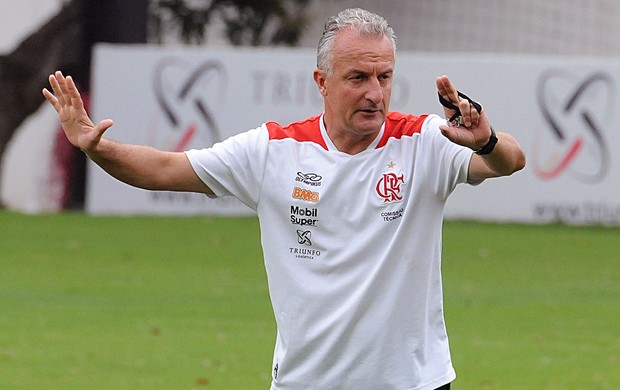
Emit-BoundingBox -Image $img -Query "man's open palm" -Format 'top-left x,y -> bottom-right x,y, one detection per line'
42,71 -> 113,152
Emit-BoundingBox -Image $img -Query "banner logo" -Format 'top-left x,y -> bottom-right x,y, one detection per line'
535,70 -> 614,183
153,58 -> 227,151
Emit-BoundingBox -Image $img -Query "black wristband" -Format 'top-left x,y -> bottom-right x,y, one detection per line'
475,126 -> 498,155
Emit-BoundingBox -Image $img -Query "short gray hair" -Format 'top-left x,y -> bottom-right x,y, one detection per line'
317,8 -> 396,74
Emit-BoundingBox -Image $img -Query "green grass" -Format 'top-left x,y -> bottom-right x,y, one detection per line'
1,213 -> 272,389
443,222 -> 620,389
1,212 -> 619,389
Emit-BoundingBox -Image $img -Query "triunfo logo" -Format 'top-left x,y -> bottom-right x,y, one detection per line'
296,229 -> 312,246
292,187 -> 319,203
289,229 -> 321,260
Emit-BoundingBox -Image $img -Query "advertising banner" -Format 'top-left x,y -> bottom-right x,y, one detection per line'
90,44 -> 620,224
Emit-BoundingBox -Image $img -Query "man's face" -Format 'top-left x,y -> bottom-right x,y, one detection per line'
315,29 -> 394,137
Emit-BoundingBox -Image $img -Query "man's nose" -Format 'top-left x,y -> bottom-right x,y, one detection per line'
365,78 -> 384,103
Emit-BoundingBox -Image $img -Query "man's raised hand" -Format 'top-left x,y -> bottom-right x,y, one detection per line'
42,71 -> 113,152
435,75 -> 492,151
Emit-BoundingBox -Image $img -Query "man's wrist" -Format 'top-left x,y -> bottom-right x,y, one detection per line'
474,126 -> 498,155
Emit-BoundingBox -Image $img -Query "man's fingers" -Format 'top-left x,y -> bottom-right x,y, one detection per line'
436,75 -> 462,121
458,100 -> 472,126
97,119 -> 114,132
65,76 -> 84,110
457,100 -> 481,127
436,75 -> 458,104
46,71 -> 86,113
438,124 -> 454,142
42,88 -> 61,112
93,119 -> 114,141
470,104 -> 480,125
55,71 -> 71,100
48,74 -> 66,107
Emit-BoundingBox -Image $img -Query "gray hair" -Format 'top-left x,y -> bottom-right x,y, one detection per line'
317,8 -> 396,74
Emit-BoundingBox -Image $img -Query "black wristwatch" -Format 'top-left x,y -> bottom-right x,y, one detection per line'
475,126 -> 498,155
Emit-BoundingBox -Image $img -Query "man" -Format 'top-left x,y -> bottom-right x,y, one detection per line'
43,8 -> 525,390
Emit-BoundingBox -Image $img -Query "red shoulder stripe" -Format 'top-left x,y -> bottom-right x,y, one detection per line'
266,115 -> 328,150
376,112 -> 427,148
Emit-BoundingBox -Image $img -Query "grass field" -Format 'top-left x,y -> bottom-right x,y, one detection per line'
1,211 -> 619,389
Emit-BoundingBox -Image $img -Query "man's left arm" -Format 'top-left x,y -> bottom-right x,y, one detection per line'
435,75 -> 526,182
467,131 -> 526,182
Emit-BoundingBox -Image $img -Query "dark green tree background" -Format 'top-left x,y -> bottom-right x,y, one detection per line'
0,0 -> 312,208
150,0 -> 311,45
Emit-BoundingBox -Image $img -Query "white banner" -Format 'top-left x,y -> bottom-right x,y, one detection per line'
90,44 -> 620,225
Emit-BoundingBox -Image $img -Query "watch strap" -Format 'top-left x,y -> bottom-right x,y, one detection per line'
475,126 -> 498,155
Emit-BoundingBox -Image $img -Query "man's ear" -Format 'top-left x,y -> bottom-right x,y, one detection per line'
313,68 -> 328,96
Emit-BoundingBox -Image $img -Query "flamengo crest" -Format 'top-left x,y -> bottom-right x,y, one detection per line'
376,164 -> 406,203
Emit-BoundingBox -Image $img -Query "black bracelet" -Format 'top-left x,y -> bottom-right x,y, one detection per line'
475,126 -> 498,155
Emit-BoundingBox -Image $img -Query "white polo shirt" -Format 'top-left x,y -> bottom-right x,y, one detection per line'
186,112 -> 472,390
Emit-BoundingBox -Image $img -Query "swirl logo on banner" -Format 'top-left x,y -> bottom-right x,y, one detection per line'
535,70 -> 615,183
153,58 -> 227,151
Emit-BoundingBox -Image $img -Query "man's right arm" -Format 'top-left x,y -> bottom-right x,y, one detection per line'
42,71 -> 212,195
86,138 -> 212,194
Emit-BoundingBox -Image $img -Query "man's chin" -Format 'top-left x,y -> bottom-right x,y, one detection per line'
353,118 -> 384,135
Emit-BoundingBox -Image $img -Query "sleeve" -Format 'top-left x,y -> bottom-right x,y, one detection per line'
184,125 -> 269,211
420,114 -> 473,201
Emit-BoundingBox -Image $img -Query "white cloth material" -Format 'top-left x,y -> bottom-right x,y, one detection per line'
185,112 -> 472,390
